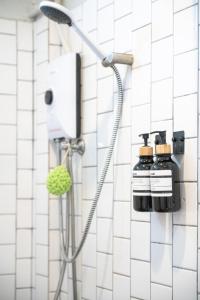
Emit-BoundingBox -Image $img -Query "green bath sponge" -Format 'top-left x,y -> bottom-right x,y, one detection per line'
47,165 -> 72,196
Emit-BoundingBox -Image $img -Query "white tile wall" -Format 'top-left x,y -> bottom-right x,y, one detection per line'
0,0 -> 196,299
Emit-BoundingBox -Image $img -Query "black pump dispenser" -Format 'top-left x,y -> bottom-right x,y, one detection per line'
132,133 -> 153,212
150,131 -> 180,212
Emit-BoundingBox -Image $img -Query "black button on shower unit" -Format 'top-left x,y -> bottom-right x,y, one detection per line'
45,90 -> 53,105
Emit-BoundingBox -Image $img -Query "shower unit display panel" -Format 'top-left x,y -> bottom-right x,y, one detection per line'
45,52 -> 81,140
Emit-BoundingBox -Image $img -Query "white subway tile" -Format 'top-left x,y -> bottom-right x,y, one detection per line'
35,275 -> 48,300
173,225 -> 197,270
49,261 -> 60,291
0,275 -> 15,300
97,252 -> 112,290
17,229 -> 32,258
97,76 -> 113,114
82,133 -> 97,167
98,5 -> 114,43
83,0 -> 97,32
0,245 -> 15,274
133,25 -> 151,68
97,183 -> 113,218
82,266 -> 96,300
0,65 -> 16,94
17,21 -> 33,51
16,289 -> 32,300
97,218 -> 112,254
36,215 -> 48,245
174,183 -> 197,226
115,14 -> 132,53
173,268 -> 197,300
132,104 -> 150,144
152,78 -> 173,121
82,99 -> 96,133
18,52 -> 32,80
131,221 -> 150,261
0,126 -> 16,154
18,111 -> 32,139
49,45 -> 60,61
152,36 -> 173,81
174,6 -> 198,54
119,89 -> 131,127
36,184 -> 48,215
98,148 -> 113,182
0,156 -> 16,184
174,94 -> 197,138
97,112 -> 113,148
18,81 -> 32,110
0,34 -> 16,64
18,140 -> 33,169
98,0 -> 113,9
174,49 -> 198,97
49,21 -> 60,45
0,185 -> 16,214
82,65 -> 97,100
113,274 -> 130,300
36,154 -> 48,184
151,243 -> 172,286
17,200 -> 32,228
114,127 -> 131,164
151,283 -> 172,300
133,0 -> 151,30
35,61 -> 48,94
114,165 -> 131,201
97,40 -> 113,79
132,65 -> 151,106
115,0 -> 132,19
17,170 -> 32,198
36,245 -> 48,276
49,231 -> 60,260
0,95 -> 16,124
113,237 -> 130,276
16,259 -> 32,287
82,233 -> 96,267
35,16 -> 48,34
131,260 -> 150,299
152,0 -> 173,41
174,0 -> 197,12
151,213 -> 172,244
82,167 -> 97,199
49,199 -> 59,230
97,287 -> 112,300
0,19 -> 16,34
36,31 -> 48,64
114,201 -> 130,238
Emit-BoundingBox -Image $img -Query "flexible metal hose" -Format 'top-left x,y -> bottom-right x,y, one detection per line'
54,64 -> 123,300
60,64 -> 123,263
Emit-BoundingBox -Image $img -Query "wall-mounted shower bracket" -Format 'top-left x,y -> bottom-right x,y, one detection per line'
102,52 -> 134,67
61,138 -> 85,156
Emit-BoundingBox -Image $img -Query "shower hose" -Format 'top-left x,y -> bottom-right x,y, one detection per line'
54,64 -> 124,300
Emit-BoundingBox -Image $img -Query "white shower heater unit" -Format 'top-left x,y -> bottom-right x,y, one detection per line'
45,53 -> 81,140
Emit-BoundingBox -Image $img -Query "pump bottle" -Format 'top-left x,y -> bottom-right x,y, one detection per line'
150,131 -> 180,212
132,133 -> 154,212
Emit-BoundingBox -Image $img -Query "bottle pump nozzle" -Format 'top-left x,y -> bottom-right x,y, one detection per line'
138,133 -> 153,156
150,130 -> 166,145
139,133 -> 149,146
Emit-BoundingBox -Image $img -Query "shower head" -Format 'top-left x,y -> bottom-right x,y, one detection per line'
40,1 -> 73,25
39,1 -> 106,60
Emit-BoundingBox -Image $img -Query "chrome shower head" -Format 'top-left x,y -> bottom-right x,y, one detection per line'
40,1 -> 73,25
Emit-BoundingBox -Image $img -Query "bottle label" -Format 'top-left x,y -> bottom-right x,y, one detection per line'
150,170 -> 172,197
132,170 -> 151,196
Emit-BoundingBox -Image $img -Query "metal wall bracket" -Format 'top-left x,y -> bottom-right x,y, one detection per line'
102,52 -> 134,67
172,131 -> 185,154
61,138 -> 85,156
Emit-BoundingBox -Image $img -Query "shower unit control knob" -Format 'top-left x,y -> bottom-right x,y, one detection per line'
45,90 -> 53,105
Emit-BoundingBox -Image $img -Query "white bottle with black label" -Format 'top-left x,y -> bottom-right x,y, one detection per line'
150,131 -> 180,212
132,133 -> 153,212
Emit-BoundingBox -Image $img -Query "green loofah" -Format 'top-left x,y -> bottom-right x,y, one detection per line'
47,165 -> 72,196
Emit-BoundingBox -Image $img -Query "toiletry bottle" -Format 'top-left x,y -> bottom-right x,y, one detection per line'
132,133 -> 153,211
150,131 -> 180,212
